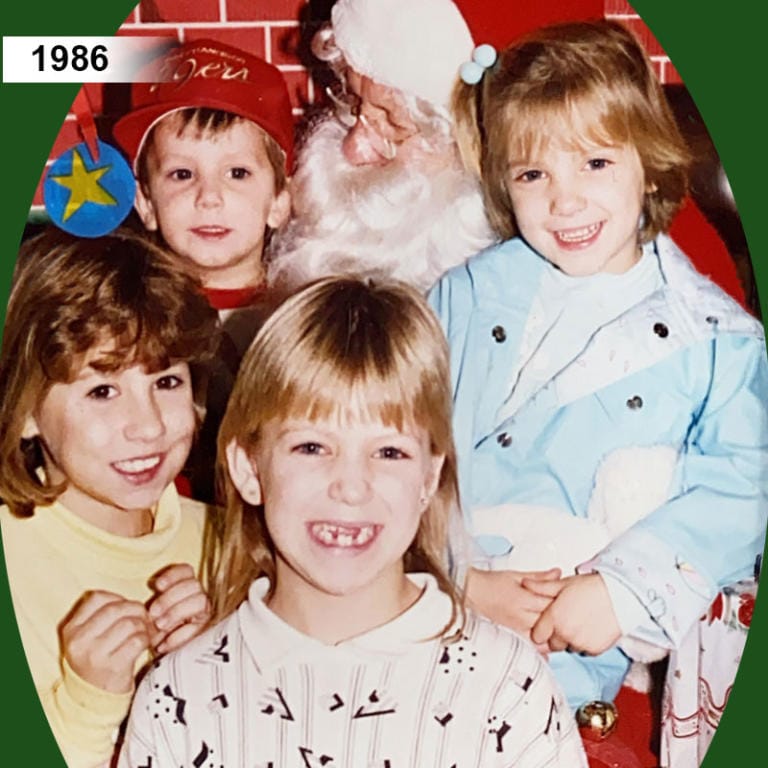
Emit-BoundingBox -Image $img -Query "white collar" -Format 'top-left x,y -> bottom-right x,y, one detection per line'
237,573 -> 454,670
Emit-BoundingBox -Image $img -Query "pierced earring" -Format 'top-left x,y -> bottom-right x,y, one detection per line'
419,494 -> 429,508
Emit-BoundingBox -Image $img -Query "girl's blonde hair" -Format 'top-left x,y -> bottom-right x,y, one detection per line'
452,19 -> 691,242
0,227 -> 219,517
208,276 -> 463,630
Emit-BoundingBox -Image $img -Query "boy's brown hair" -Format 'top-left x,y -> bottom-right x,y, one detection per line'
0,227 -> 219,517
208,276 -> 464,630
136,108 -> 289,195
452,19 -> 691,243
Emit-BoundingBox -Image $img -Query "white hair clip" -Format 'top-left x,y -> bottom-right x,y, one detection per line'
459,43 -> 497,85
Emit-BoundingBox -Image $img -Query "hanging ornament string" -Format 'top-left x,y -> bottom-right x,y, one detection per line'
71,86 -> 101,163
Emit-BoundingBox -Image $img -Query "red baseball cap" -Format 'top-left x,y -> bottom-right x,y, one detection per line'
113,38 -> 295,172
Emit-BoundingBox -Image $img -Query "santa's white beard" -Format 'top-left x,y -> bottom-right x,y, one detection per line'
267,118 -> 496,294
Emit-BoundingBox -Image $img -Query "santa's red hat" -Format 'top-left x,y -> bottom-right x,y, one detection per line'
330,0 -> 604,109
457,0 -> 605,52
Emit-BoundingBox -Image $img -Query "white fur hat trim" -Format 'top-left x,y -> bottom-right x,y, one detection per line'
331,0 -> 474,108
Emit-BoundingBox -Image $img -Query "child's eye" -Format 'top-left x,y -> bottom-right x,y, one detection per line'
586,158 -> 611,170
170,168 -> 193,181
229,167 -> 250,180
155,374 -> 184,390
293,442 -> 326,456
377,446 -> 409,460
515,169 -> 544,183
86,384 -> 117,400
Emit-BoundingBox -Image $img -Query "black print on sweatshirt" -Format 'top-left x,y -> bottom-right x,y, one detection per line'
488,716 -> 512,753
299,746 -> 335,766
192,740 -> 224,768
543,696 -> 561,736
438,635 -> 478,674
149,681 -> 187,725
352,689 -> 397,719
324,692 -> 344,711
259,687 -> 295,720
212,634 -> 230,663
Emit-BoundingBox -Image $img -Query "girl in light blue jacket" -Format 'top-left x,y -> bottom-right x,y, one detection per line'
430,19 -> 768,709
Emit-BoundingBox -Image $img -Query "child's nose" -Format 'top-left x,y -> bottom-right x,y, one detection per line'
195,177 -> 224,208
549,177 -> 586,217
328,455 -> 373,506
123,393 -> 166,442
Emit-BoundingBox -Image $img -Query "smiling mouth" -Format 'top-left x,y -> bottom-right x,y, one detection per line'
309,522 -> 378,548
112,454 -> 164,483
554,222 -> 602,244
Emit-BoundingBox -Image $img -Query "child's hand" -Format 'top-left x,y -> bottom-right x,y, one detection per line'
60,591 -> 152,693
148,563 -> 211,654
526,573 -> 621,655
466,567 -> 561,646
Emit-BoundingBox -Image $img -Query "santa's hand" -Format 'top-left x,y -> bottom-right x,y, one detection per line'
529,573 -> 621,655
147,563 -> 211,654
61,591 -> 152,693
466,567 -> 560,646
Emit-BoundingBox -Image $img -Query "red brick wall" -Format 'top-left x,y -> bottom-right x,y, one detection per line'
31,0 -> 675,211
604,0 -> 681,83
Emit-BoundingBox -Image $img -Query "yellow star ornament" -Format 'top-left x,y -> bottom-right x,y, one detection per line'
49,148 -> 117,221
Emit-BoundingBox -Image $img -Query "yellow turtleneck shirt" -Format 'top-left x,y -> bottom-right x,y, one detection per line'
0,483 -> 208,768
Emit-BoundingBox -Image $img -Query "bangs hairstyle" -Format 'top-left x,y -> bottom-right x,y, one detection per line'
137,107 -> 288,194
0,227 -> 219,517
452,19 -> 691,242
208,276 -> 464,629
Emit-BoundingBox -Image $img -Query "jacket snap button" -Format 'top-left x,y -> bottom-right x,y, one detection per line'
626,395 -> 643,410
497,432 -> 512,447
492,325 -> 507,343
653,322 -> 669,338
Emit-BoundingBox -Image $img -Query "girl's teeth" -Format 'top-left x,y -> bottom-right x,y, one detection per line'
312,523 -> 375,547
115,456 -> 160,473
556,223 -> 600,242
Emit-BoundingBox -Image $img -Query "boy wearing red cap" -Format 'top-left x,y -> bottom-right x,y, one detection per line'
114,39 -> 295,501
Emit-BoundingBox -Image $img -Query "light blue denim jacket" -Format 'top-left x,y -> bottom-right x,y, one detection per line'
429,234 -> 768,707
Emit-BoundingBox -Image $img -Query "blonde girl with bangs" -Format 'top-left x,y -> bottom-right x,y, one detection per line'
430,19 -> 768,712
119,276 -> 586,768
0,228 -> 220,767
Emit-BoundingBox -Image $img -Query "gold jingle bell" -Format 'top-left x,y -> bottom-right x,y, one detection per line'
575,700 -> 619,741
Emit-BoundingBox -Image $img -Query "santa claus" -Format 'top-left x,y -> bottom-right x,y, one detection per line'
267,0 -> 497,293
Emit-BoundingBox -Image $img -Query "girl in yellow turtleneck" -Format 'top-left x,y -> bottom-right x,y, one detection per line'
0,228 -> 219,767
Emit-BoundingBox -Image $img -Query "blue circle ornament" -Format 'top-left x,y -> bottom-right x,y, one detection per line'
43,139 -> 136,237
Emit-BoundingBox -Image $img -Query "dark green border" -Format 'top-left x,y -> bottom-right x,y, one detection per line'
631,3 -> 767,766
0,1 -> 765,764
0,2 -> 136,759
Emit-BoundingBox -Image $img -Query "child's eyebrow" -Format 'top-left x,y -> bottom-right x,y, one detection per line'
507,158 -> 537,172
71,364 -> 107,381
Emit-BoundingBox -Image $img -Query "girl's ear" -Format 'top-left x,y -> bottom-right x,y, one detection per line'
422,454 -> 445,507
21,414 -> 39,440
134,184 -> 159,231
225,440 -> 263,505
266,187 -> 291,230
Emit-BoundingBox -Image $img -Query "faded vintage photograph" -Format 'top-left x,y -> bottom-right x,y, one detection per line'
1,2 -> 765,767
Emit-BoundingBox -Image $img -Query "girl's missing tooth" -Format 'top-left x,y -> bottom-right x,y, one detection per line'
0,228 -> 219,767
119,276 -> 587,768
